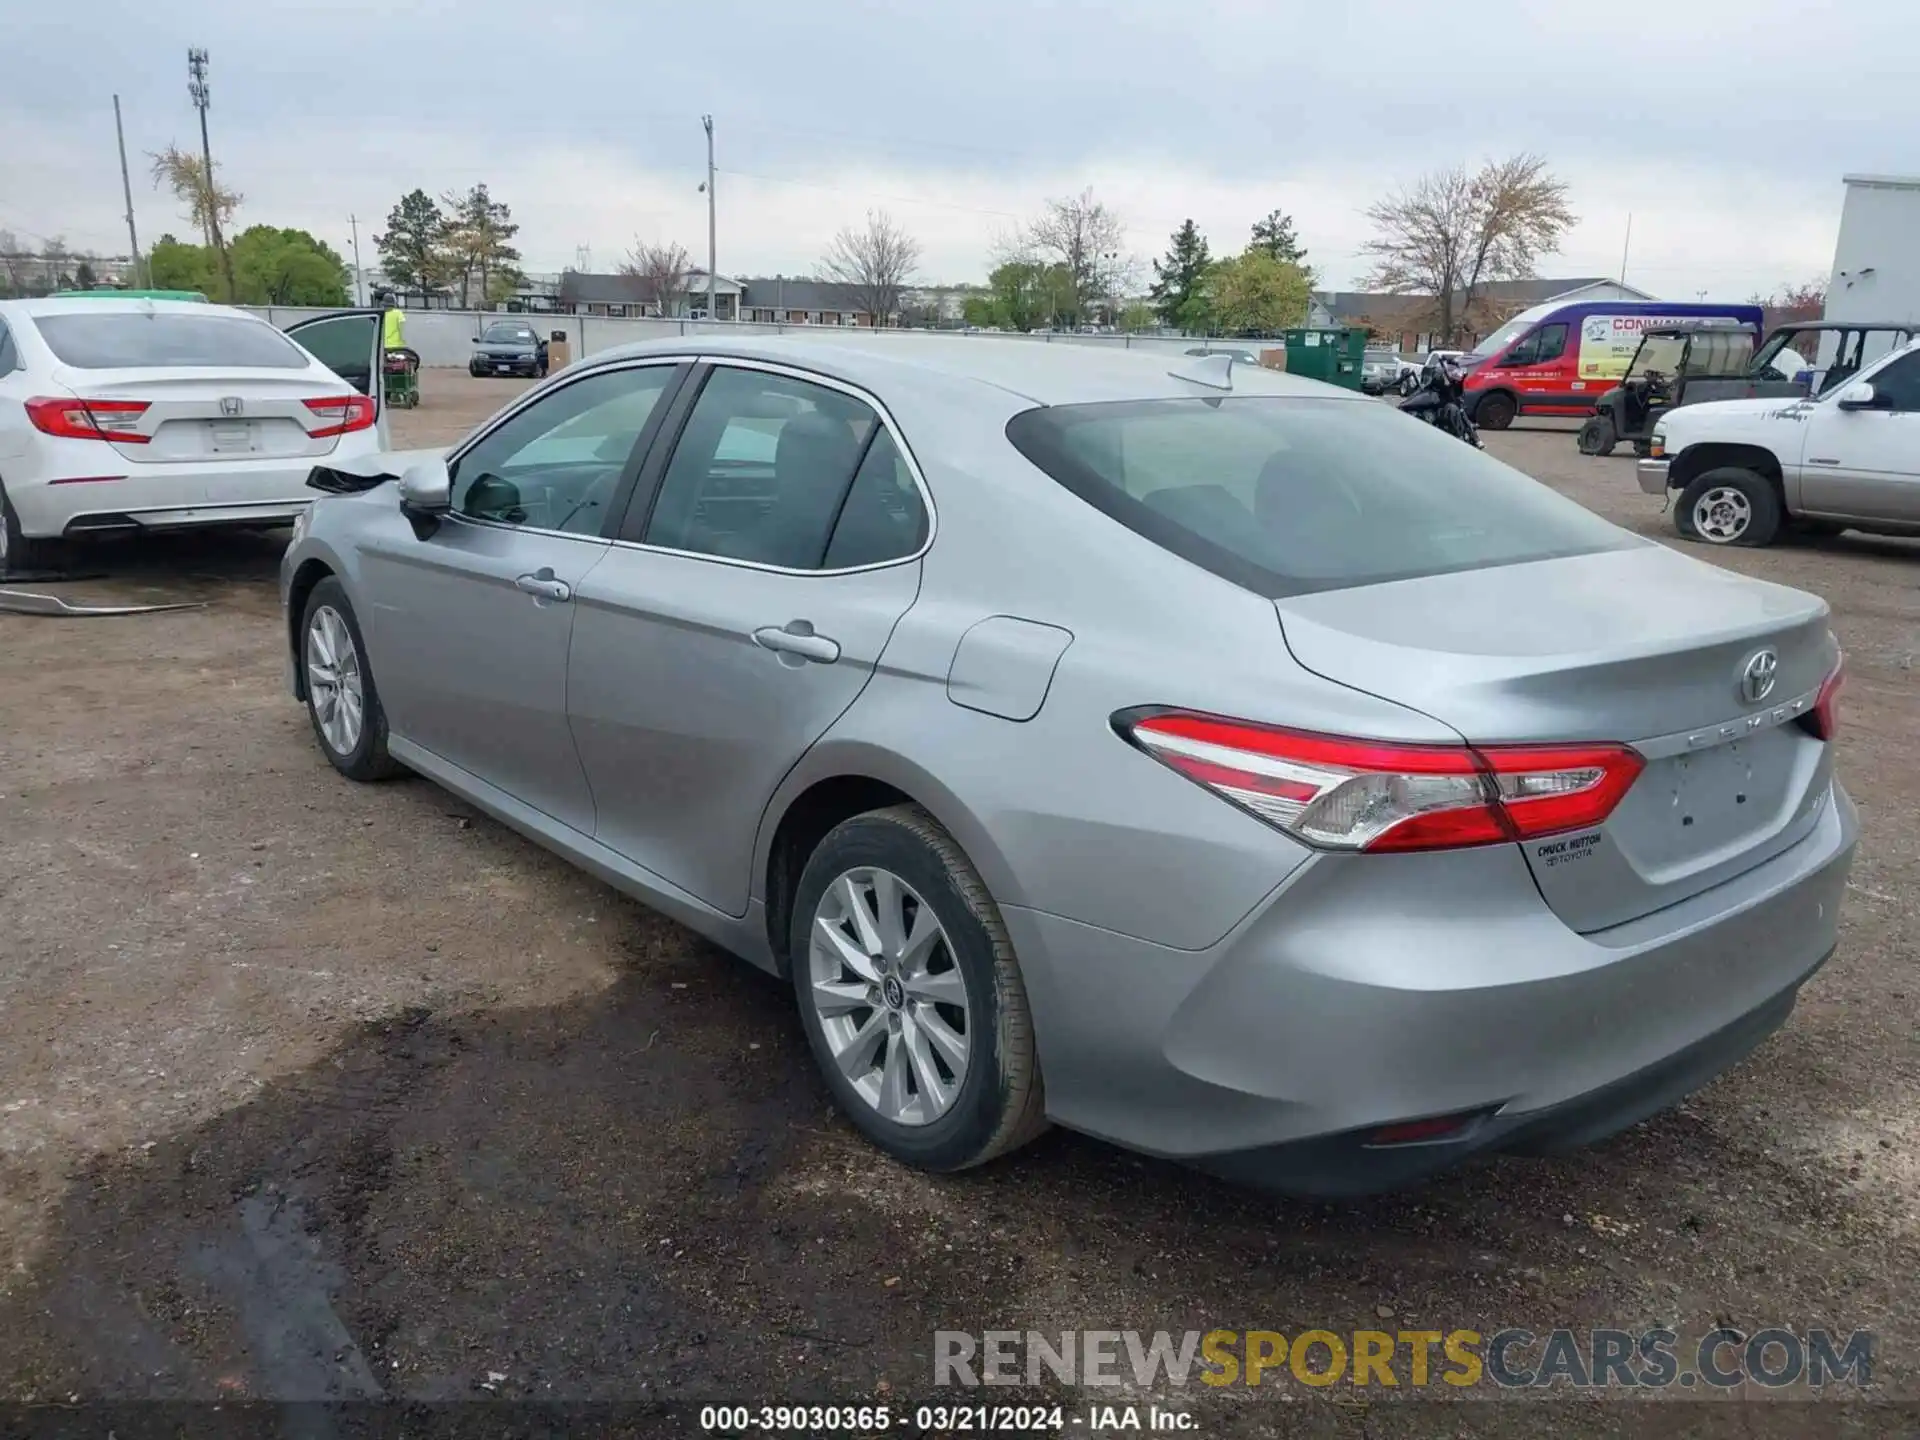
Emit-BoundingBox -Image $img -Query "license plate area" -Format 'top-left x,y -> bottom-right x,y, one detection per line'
208,421 -> 255,454
495,363 -> 514,373
1623,727 -> 1801,870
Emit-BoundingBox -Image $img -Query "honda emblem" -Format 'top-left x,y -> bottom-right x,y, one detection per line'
219,396 -> 244,418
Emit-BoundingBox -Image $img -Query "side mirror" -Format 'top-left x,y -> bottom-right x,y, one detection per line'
398,459 -> 452,515
1836,381 -> 1878,410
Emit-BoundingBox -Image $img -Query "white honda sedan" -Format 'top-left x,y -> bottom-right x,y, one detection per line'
0,297 -> 388,571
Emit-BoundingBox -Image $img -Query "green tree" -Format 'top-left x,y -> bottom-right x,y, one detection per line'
1148,219 -> 1213,331
230,226 -> 350,305
374,188 -> 449,297
1249,208 -> 1308,269
442,184 -> 522,308
980,259 -> 1070,332
1209,252 -> 1312,336
147,234 -> 219,294
1119,301 -> 1158,334
74,259 -> 98,289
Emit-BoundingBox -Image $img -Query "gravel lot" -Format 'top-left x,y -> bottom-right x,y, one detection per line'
2,369 -> 1915,1431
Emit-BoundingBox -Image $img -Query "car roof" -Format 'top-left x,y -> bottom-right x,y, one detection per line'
0,295 -> 260,321
580,332 -> 1343,406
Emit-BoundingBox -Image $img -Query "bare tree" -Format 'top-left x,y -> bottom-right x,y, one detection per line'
0,230 -> 28,296
621,239 -> 695,318
40,236 -> 73,290
817,210 -> 922,326
1361,154 -> 1575,344
151,143 -> 242,297
1021,189 -> 1132,326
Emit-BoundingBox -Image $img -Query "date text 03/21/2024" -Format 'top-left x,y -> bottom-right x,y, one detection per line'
697,1404 -> 1194,1432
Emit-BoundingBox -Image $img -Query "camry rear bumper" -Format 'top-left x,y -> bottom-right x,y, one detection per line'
1002,781 -> 1857,1196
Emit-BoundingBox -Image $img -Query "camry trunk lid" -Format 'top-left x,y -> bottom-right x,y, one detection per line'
1275,544 -> 1838,932
48,370 -> 355,464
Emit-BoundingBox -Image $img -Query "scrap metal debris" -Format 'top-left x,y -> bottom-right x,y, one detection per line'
0,588 -> 207,617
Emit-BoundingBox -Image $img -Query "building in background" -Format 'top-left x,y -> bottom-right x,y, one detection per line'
0,251 -> 138,294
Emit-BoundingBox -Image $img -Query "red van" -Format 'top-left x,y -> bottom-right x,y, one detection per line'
1462,299 -> 1766,430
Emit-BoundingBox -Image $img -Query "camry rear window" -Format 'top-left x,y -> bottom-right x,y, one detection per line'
1005,397 -> 1635,596
32,312 -> 308,369
483,324 -> 536,342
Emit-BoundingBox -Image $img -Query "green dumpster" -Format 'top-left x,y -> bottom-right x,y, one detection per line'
1282,327 -> 1367,391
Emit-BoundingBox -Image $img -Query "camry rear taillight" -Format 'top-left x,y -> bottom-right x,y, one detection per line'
1801,652 -> 1844,742
25,396 -> 151,443
302,395 -> 377,439
1118,710 -> 1644,854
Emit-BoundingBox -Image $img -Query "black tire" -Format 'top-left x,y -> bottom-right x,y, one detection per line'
1576,415 -> 1617,456
0,477 -> 63,574
299,577 -> 405,781
468,362 -> 482,378
1676,467 -> 1782,548
1475,390 -> 1518,430
790,805 -> 1047,1173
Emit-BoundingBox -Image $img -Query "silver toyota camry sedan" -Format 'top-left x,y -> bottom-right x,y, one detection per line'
280,335 -> 1855,1195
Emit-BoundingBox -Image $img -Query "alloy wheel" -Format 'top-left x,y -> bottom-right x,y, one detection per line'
1692,485 -> 1752,543
808,867 -> 971,1126
305,605 -> 365,755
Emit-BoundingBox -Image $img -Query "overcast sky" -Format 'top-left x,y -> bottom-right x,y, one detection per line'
4,0 -> 1915,300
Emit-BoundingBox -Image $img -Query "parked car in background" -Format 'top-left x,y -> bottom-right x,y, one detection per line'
1361,349 -> 1416,396
282,335 -> 1853,1196
470,320 -> 550,379
1639,335 -> 1920,546
0,296 -> 385,572
1463,300 -> 1765,430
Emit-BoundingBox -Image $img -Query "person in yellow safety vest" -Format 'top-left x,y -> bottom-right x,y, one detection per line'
380,296 -> 405,353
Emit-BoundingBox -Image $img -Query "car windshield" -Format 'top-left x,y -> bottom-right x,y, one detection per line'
1627,336 -> 1688,378
31,311 -> 308,369
1467,323 -> 1532,362
1364,351 -> 1397,365
1006,397 -> 1635,597
483,324 -> 537,343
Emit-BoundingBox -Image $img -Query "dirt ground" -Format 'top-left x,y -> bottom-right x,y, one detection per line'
1,369 -> 1916,1433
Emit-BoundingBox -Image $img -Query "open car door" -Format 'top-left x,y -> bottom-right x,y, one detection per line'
285,308 -> 388,447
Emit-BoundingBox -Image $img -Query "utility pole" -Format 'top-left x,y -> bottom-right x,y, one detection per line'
187,48 -> 236,302
1619,213 -> 1633,289
702,114 -> 716,321
349,214 -> 364,305
113,95 -> 143,288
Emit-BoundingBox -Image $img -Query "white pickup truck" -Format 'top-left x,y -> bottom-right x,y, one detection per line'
1638,337 -> 1920,546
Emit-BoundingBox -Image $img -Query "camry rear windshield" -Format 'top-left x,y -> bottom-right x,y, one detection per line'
483,324 -> 537,342
1005,397 -> 1634,596
32,312 -> 308,369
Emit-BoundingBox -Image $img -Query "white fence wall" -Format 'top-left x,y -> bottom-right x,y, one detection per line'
243,305 -> 1239,369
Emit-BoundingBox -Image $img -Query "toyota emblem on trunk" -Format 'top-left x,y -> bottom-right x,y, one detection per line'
219,396 -> 244,417
1740,648 -> 1779,704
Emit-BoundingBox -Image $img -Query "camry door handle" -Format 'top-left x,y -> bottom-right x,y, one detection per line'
753,622 -> 841,664
514,569 -> 572,602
